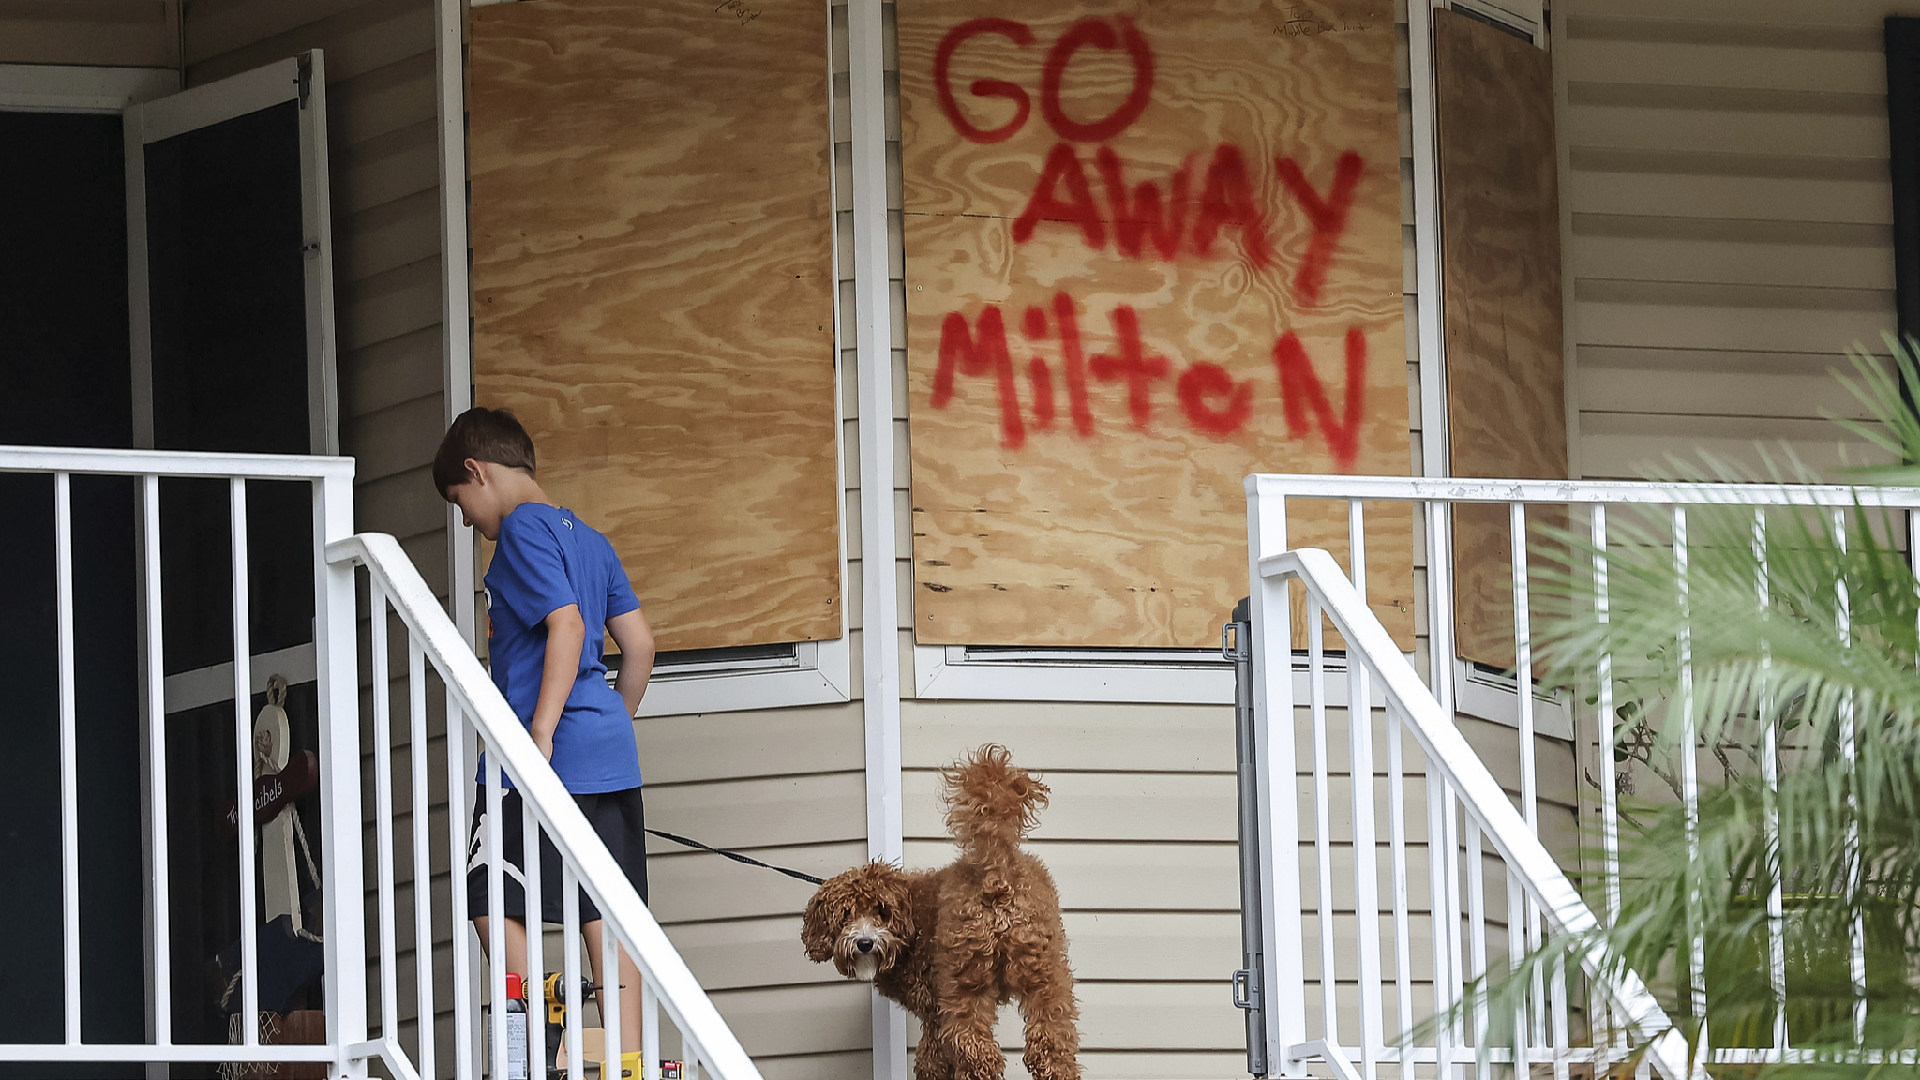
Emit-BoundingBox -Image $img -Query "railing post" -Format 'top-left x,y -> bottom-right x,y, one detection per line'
312,469 -> 368,1078
1245,477 -> 1306,1074
1229,597 -> 1268,1078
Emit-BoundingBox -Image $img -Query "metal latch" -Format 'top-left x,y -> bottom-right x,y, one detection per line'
1222,621 -> 1249,661
1231,967 -> 1260,1010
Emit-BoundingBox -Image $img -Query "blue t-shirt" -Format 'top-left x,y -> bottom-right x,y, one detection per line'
479,503 -> 643,793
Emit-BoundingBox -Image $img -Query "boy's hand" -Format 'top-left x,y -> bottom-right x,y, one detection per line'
533,730 -> 555,761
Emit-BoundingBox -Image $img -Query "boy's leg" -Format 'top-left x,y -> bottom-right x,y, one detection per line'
582,919 -> 645,1057
466,784 -> 536,974
575,786 -> 651,1054
472,914 -> 532,975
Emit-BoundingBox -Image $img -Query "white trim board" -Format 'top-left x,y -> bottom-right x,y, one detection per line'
915,643 -> 1569,737
916,643 -> 1237,704
163,643 -> 316,714
435,0 -> 477,647
0,65 -> 178,113
914,647 -> 1385,708
1448,0 -> 1544,45
1454,660 -> 1573,740
846,0 -> 908,1072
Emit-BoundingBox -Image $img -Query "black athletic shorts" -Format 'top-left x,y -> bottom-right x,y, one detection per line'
466,784 -> 649,926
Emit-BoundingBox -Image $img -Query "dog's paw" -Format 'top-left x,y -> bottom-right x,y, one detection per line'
1022,1036 -> 1080,1080
944,1031 -> 1007,1080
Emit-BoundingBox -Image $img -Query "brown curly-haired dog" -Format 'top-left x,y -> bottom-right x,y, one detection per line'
802,745 -> 1079,1080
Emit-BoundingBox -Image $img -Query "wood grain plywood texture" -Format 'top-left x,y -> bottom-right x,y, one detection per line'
468,0 -> 839,652
1435,9 -> 1566,670
898,0 -> 1413,648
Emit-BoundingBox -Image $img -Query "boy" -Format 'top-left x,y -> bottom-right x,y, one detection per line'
433,406 -> 655,1055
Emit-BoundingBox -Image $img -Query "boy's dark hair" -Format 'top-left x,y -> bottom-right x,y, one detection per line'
434,407 -> 536,497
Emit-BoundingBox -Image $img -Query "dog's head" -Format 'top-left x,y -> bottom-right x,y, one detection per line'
801,862 -> 916,982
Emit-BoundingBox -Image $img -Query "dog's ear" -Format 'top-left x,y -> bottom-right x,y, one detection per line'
875,869 -> 916,943
800,879 -> 841,962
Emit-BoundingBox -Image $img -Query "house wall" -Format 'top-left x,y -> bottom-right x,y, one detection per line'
0,0 -> 180,67
0,0 -> 1603,1075
1559,0 -> 1897,480
19,0 -> 1899,1071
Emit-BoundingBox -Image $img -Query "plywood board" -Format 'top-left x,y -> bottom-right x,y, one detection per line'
899,0 -> 1413,648
468,0 -> 839,652
1436,9 -> 1567,670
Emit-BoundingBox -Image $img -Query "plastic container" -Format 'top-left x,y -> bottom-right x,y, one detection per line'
503,973 -> 528,1080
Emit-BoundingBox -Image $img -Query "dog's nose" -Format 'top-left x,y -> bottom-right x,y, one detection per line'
856,937 -> 875,954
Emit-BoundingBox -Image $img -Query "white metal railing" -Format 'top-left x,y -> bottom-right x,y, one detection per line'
1239,473 -> 1920,1080
0,445 -> 364,1071
0,445 -> 759,1080
337,532 -> 760,1080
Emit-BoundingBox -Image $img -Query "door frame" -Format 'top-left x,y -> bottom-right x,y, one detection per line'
0,65 -> 177,114
123,51 -> 339,456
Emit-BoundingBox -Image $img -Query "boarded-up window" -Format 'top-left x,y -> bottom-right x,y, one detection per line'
1436,9 -> 1567,670
468,0 -> 840,652
899,0 -> 1413,648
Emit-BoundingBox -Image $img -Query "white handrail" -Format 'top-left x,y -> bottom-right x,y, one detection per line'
1257,546 -> 1693,1080
0,443 -> 355,479
327,532 -> 763,1080
1247,472 -> 1920,508
0,447 -> 369,1072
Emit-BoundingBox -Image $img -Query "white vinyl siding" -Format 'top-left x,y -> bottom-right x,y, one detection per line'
1559,0 -> 1897,480
637,707 -> 871,1077
0,0 -> 180,67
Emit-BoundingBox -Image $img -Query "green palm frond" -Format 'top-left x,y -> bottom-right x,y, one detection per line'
1831,334 -> 1920,485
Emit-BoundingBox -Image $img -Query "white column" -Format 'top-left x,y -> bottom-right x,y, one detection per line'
313,470 -> 369,1077
847,2 -> 906,1079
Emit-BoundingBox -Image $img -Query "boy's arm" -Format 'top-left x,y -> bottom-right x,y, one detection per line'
531,604 -> 587,760
607,608 -> 655,718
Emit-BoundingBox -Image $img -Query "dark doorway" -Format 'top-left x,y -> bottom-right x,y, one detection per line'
0,109 -> 144,1080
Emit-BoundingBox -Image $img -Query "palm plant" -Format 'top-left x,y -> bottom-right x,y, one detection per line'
1454,339 -> 1920,1075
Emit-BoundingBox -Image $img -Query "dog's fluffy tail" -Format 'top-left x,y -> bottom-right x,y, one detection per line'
942,744 -> 1048,857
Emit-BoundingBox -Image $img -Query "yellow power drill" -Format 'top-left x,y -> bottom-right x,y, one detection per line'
541,974 -> 681,1078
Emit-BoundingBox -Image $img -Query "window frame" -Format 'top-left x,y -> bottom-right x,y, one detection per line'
914,643 -> 1236,704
